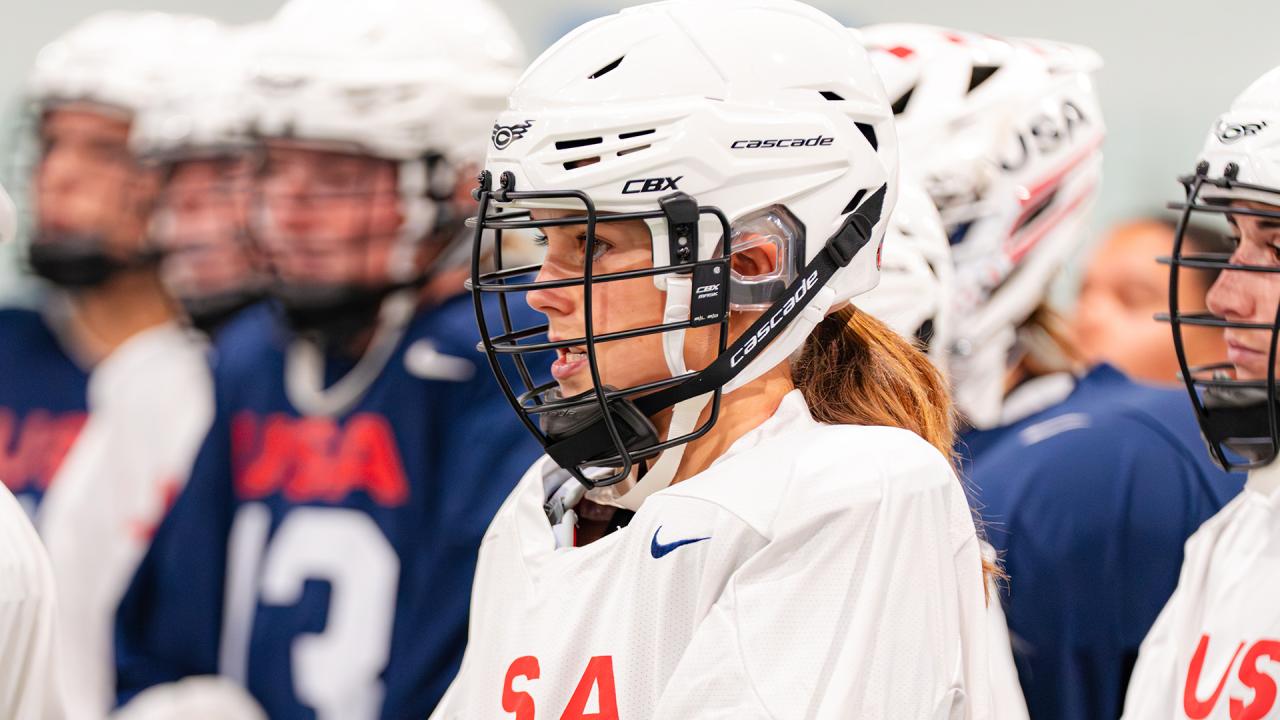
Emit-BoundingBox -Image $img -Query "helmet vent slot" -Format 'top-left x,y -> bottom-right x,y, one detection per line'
855,122 -> 879,151
891,86 -> 915,116
819,90 -> 845,101
842,188 -> 868,215
555,137 -> 603,151
967,65 -> 1000,93
589,56 -> 625,79
619,128 -> 655,140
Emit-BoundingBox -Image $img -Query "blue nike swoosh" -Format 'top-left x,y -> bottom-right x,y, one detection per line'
650,525 -> 710,559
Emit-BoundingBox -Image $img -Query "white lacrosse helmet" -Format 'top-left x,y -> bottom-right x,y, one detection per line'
245,0 -> 526,279
129,23 -> 265,161
863,23 -> 1105,428
471,0 -> 898,493
854,181 -> 954,376
29,12 -> 227,118
1196,67 -> 1280,205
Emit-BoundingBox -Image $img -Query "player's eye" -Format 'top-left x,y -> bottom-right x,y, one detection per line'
531,233 -> 548,247
577,232 -> 612,263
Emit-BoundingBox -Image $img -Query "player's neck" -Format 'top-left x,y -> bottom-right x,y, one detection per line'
669,364 -> 795,486
64,268 -> 176,362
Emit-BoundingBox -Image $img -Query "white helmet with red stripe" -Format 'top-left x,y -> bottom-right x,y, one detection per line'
861,23 -> 1105,428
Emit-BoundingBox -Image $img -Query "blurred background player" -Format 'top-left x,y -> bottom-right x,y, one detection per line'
113,0 -> 546,717
1073,216 -> 1231,385
0,177 -> 63,720
130,23 -> 269,339
1124,64 -> 1280,720
21,13 -> 225,720
866,24 -> 1244,720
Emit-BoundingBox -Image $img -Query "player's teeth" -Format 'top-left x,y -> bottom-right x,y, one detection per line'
563,351 -> 585,362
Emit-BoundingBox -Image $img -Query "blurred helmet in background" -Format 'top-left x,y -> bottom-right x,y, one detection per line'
25,12 -> 224,290
0,183 -> 16,246
243,0 -> 526,346
130,22 -> 268,334
855,181 -> 954,377
863,23 -> 1105,428
1166,65 -> 1280,470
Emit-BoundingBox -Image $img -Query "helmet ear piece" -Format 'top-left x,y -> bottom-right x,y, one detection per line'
728,204 -> 806,310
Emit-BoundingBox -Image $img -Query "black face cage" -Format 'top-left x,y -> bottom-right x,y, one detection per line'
467,169 -> 734,489
468,170 -> 888,490
1161,161 -> 1280,471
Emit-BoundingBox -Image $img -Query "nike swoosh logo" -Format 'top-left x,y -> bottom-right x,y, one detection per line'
650,525 -> 710,559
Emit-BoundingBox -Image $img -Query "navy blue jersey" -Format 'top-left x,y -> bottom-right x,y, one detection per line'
115,293 -> 550,720
0,307 -> 89,516
959,364 -> 1244,720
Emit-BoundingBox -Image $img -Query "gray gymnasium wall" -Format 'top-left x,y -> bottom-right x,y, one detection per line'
1,0 -> 1276,300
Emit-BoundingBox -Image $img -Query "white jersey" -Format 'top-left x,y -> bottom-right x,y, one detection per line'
36,323 -> 214,720
435,390 -> 999,720
0,484 -> 63,719
1122,461 -> 1280,719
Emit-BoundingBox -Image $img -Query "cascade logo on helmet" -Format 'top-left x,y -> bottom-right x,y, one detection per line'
622,176 -> 682,194
1217,120 -> 1269,144
492,120 -> 534,150
730,136 -> 834,149
730,270 -> 820,367
1000,99 -> 1092,172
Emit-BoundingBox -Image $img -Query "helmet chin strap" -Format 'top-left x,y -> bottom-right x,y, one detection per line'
586,274 -> 712,511
284,289 -> 416,417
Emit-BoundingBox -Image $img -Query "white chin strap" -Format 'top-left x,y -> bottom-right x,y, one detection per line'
284,288 -> 417,418
586,275 -> 712,512
284,159 -> 441,419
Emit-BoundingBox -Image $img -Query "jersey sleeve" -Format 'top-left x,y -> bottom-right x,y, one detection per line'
0,487 -> 64,720
38,333 -> 213,719
113,403 -> 234,708
652,431 -> 993,720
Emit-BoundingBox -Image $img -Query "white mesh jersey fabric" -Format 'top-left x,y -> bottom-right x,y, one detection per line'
0,485 -> 62,719
434,390 -> 1002,720
1123,462 -> 1280,720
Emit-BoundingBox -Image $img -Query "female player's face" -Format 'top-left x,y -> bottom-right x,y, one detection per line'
526,210 -> 719,398
1207,200 -> 1280,380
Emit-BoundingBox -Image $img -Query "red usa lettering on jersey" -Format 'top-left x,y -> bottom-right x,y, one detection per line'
1183,633 -> 1280,719
0,408 -> 87,493
231,411 -> 409,506
503,655 -> 619,720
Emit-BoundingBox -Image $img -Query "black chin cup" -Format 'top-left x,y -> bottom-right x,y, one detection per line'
539,386 -> 661,476
27,233 -> 151,289
180,289 -> 264,336
1200,385 -> 1278,466
271,283 -> 395,350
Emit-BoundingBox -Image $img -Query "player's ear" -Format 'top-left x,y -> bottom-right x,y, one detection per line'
730,241 -> 779,279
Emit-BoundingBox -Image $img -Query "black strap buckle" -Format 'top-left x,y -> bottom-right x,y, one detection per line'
660,192 -> 699,269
